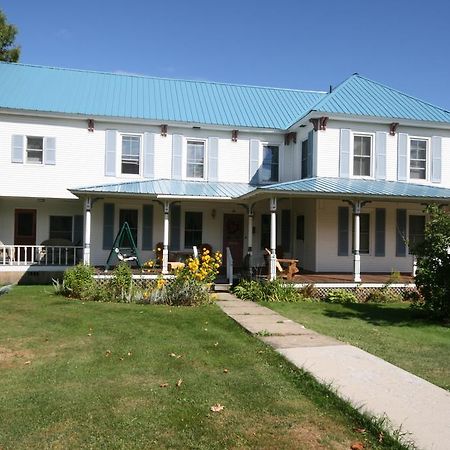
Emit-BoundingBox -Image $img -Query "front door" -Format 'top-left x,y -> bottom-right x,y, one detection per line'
223,214 -> 244,267
14,209 -> 37,261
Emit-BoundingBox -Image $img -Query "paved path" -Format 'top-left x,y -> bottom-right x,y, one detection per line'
216,293 -> 450,450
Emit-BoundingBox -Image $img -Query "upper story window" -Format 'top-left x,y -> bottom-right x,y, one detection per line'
26,136 -> 44,164
121,135 -> 141,174
261,145 -> 279,183
301,140 -> 308,179
186,140 -> 205,179
353,135 -> 371,176
410,139 -> 427,180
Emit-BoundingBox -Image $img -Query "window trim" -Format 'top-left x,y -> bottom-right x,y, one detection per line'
185,139 -> 207,181
120,133 -> 142,176
26,136 -> 44,165
351,133 -> 373,178
260,142 -> 281,184
49,215 -> 74,242
408,137 -> 429,181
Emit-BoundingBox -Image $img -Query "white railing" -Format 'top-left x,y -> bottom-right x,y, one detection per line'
226,247 -> 233,284
0,245 -> 83,266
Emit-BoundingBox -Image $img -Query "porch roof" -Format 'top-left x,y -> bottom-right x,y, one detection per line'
257,177 -> 450,201
71,178 -> 256,199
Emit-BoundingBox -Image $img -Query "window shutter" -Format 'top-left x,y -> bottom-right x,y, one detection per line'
208,137 -> 219,181
397,133 -> 408,181
307,131 -> 314,178
431,136 -> 442,183
396,209 -> 407,257
249,139 -> 260,184
375,208 -> 386,257
105,130 -> 117,177
172,134 -> 183,180
103,203 -> 115,250
142,204 -> 153,250
281,210 -> 291,253
43,137 -> 56,165
375,132 -> 387,180
170,204 -> 181,250
337,206 -> 349,256
11,135 -> 24,163
339,129 -> 351,178
143,132 -> 155,178
73,215 -> 84,246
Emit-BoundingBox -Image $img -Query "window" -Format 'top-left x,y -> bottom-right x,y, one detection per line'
296,215 -> 305,240
410,139 -> 427,180
49,216 -> 73,241
353,213 -> 370,254
261,145 -> 279,182
119,209 -> 138,247
186,140 -> 205,179
409,215 -> 425,253
121,135 -> 140,174
353,135 -> 371,176
185,212 -> 202,248
260,214 -> 270,249
26,136 -> 43,164
301,140 -> 308,179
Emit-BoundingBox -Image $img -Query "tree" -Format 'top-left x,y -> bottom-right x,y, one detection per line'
0,9 -> 20,62
414,204 -> 450,319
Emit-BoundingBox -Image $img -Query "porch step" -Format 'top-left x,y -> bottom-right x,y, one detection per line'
213,283 -> 231,292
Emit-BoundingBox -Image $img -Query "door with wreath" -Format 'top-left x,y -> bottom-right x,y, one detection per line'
222,214 -> 244,268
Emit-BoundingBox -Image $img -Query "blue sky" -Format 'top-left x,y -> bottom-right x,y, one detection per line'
2,0 -> 450,109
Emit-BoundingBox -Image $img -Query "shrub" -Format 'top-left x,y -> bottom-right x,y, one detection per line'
298,283 -> 319,299
232,279 -> 306,303
63,264 -> 95,299
325,289 -> 358,304
365,289 -> 401,304
109,262 -> 133,302
164,277 -> 211,306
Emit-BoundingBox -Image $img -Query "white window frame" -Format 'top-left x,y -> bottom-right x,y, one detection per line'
120,133 -> 142,177
351,133 -> 373,178
26,136 -> 44,165
260,142 -> 282,184
408,137 -> 429,181
185,138 -> 207,181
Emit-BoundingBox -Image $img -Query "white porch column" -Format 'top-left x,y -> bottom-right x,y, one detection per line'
269,197 -> 277,281
353,203 -> 361,283
162,200 -> 170,274
247,205 -> 254,269
83,197 -> 92,265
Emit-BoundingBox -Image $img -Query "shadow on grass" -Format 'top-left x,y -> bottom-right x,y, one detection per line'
322,303 -> 442,328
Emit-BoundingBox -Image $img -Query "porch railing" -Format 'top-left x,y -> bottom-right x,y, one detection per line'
226,247 -> 233,284
0,245 -> 83,266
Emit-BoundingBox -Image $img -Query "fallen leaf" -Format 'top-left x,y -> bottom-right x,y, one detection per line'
176,379 -> 183,387
160,383 -> 169,388
223,368 -> 229,373
353,428 -> 366,434
24,360 -> 31,365
258,350 -> 263,354
105,350 -> 112,357
214,342 -> 219,347
127,351 -> 132,356
350,442 -> 364,450
210,403 -> 224,413
87,333 -> 92,337
204,328 -> 208,332
119,357 -> 124,361
169,352 -> 182,358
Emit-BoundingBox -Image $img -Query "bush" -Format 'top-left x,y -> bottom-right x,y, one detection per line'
109,262 -> 133,302
325,289 -> 358,304
63,264 -> 95,299
365,289 -> 401,304
232,279 -> 307,303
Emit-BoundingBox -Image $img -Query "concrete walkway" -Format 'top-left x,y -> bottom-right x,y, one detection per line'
216,293 -> 450,450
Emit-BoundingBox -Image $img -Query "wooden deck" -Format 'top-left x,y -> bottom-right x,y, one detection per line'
291,272 -> 414,284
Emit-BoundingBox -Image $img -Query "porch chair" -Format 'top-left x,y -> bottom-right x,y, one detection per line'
0,240 -> 12,263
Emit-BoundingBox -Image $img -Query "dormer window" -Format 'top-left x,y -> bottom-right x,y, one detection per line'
261,145 -> 279,183
410,139 -> 427,180
353,135 -> 371,176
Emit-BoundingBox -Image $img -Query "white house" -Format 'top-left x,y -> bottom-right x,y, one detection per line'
1,62 -> 450,284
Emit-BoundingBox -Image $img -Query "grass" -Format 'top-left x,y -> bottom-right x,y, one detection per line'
264,301 -> 450,391
0,287 -> 408,450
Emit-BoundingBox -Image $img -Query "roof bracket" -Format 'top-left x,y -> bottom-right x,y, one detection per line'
87,119 -> 94,132
231,129 -> 238,142
284,132 -> 297,145
389,122 -> 399,136
161,124 -> 168,137
309,116 -> 328,132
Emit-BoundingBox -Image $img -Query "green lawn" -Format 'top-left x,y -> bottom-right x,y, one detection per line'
265,301 -> 450,391
0,287 -> 406,450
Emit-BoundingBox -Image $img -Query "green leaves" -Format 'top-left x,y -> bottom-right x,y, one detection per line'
0,9 -> 20,62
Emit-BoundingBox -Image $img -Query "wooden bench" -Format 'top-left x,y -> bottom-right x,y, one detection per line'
264,248 -> 299,280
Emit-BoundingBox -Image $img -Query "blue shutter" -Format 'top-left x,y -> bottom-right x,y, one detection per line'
170,204 -> 181,251
249,139 -> 260,184
397,133 -> 408,181
73,215 -> 84,246
281,209 -> 291,253
339,129 -> 351,178
307,131 -> 314,178
338,207 -> 349,256
172,134 -> 183,180
143,132 -> 155,178
431,136 -> 442,183
142,204 -> 153,250
208,137 -> 219,181
396,209 -> 407,257
375,132 -> 387,180
105,130 -> 117,177
44,137 -> 56,165
375,208 -> 386,257
11,135 -> 24,163
103,203 -> 115,250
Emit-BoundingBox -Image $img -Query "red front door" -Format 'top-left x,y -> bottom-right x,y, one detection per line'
223,214 -> 244,267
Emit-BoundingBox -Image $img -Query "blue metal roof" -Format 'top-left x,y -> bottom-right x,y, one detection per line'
0,62 -> 325,130
72,179 -> 256,198
306,74 -> 450,124
262,177 -> 450,200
